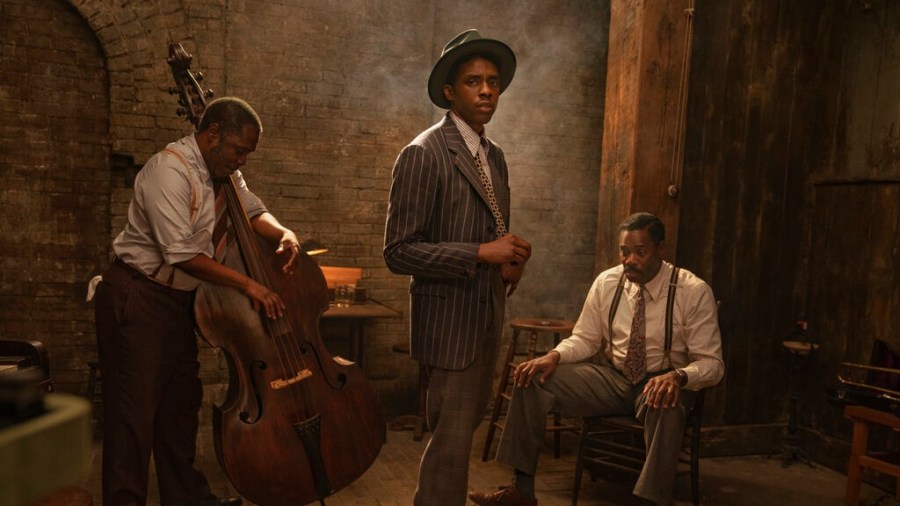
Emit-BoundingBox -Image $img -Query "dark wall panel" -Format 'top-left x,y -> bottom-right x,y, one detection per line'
804,182 -> 900,437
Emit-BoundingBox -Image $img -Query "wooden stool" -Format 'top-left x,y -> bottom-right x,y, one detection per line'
391,343 -> 430,441
482,318 -> 577,461
844,404 -> 900,506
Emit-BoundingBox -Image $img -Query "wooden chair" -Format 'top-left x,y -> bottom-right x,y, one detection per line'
572,389 -> 706,506
482,318 -> 578,461
844,404 -> 900,506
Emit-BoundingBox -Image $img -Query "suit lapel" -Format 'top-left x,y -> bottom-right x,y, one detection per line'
440,116 -> 493,210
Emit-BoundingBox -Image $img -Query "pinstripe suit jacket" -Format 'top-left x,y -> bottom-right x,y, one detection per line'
384,114 -> 510,370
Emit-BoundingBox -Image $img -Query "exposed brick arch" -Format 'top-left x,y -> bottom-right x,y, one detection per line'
0,0 -> 110,392
65,0 -> 202,159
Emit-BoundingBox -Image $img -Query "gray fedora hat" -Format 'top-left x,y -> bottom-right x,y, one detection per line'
428,29 -> 516,109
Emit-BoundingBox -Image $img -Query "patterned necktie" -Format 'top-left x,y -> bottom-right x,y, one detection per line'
623,285 -> 647,384
212,181 -> 230,263
473,141 -> 508,238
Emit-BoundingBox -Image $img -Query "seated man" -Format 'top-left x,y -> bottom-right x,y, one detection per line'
470,212 -> 725,506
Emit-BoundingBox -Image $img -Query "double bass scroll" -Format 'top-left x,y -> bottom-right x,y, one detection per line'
167,42 -> 385,506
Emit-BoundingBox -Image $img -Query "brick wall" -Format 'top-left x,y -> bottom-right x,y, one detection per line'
0,0 -> 109,389
0,0 -> 608,418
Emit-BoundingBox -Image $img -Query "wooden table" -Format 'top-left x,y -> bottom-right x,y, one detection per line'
844,404 -> 900,505
321,300 -> 401,368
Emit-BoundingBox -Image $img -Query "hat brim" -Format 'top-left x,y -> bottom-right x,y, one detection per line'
427,38 -> 516,109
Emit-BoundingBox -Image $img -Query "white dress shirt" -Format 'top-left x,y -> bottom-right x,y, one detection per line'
112,134 -> 266,290
449,110 -> 493,185
554,261 -> 725,390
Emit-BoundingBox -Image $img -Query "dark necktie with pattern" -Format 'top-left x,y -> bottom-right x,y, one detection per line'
623,285 -> 647,384
473,140 -> 508,238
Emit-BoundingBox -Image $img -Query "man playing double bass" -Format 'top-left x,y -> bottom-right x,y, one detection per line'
93,97 -> 301,506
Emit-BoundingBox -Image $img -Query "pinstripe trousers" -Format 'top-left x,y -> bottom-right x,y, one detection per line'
413,303 -> 504,506
94,260 -> 211,506
495,363 -> 692,506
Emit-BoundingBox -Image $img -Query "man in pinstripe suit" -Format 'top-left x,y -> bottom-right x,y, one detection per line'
384,29 -> 532,506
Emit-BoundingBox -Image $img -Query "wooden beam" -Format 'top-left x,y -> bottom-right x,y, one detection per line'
596,0 -> 692,271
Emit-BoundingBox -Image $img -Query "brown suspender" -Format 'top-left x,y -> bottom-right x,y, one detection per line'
606,272 -> 626,363
142,148 -> 202,287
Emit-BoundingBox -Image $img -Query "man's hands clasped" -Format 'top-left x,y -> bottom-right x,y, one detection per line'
478,234 -> 531,264
478,234 -> 532,296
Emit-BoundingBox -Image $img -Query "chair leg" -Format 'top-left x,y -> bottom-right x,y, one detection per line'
483,329 -> 519,461
553,412 -> 562,458
689,390 -> 705,506
845,419 -> 869,506
572,421 -> 590,506
691,430 -> 700,506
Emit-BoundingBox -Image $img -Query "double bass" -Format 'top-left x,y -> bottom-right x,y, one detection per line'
166,42 -> 385,506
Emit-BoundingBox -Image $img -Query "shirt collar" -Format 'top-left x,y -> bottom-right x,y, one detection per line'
626,261 -> 672,303
167,133 -> 211,183
449,111 -> 489,158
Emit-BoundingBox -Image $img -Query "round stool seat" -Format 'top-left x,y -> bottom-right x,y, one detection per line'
509,318 -> 574,334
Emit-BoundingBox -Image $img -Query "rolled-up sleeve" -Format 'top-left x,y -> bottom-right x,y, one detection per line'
234,170 -> 267,219
138,163 -> 210,265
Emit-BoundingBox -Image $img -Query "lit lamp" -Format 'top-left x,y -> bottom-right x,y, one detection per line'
300,239 -> 328,256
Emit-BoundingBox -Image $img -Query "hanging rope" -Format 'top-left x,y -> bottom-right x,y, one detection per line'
668,0 -> 695,199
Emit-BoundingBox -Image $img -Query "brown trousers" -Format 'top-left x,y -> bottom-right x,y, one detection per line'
94,260 -> 210,506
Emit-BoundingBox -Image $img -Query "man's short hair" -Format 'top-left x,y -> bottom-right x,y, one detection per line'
444,52 -> 502,86
618,212 -> 665,244
198,97 -> 263,136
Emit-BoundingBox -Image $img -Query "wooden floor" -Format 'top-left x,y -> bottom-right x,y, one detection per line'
76,417 -> 887,506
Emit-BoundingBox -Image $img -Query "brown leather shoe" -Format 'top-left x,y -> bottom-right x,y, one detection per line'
468,485 -> 537,506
